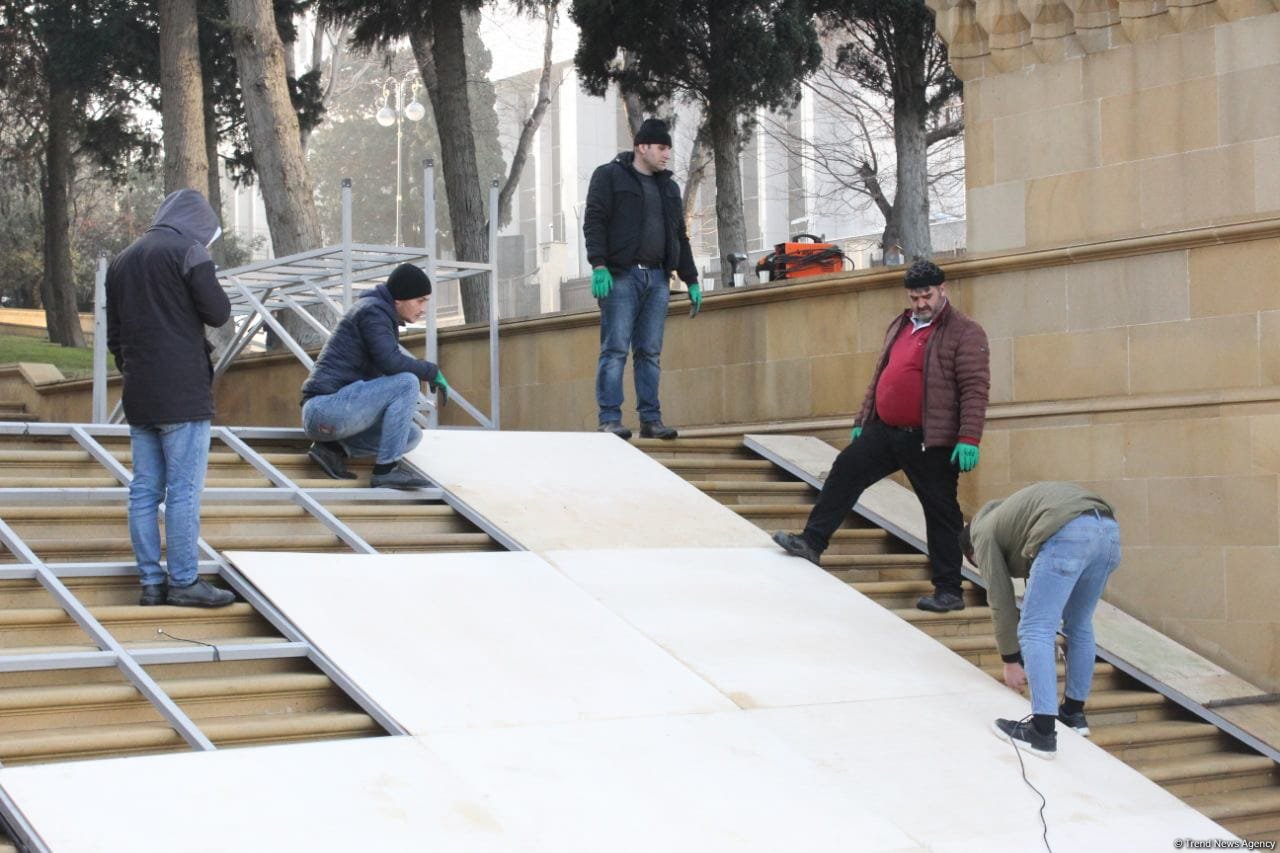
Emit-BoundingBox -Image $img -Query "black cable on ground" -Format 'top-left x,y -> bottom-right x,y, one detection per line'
156,627 -> 222,662
1002,714 -> 1053,853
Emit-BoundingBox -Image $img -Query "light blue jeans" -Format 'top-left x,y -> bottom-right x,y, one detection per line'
128,420 -> 212,588
596,266 -> 670,425
301,373 -> 423,465
1019,512 -> 1122,716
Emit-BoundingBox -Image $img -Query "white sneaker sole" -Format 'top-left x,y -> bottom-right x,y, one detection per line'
991,720 -> 1057,760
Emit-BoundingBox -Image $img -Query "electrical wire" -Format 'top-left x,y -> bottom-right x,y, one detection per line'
1001,714 -> 1054,853
156,627 -> 222,662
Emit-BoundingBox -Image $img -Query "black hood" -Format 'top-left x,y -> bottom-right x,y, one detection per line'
150,189 -> 221,246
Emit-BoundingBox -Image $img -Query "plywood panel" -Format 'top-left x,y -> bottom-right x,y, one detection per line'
0,737 -> 515,853
407,431 -> 773,550
546,547 -> 991,708
227,550 -> 735,733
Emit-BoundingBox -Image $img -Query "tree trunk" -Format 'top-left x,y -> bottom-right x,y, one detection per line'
707,104 -> 746,285
891,97 -> 930,259
889,20 -> 932,260
619,51 -> 644,137
226,0 -> 322,257
682,121 -> 711,221
159,0 -> 209,195
410,3 -> 489,324
202,60 -> 227,267
41,78 -> 85,347
497,1 -> 556,228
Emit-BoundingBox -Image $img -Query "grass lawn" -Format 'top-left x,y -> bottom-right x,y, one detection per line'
0,334 -> 99,380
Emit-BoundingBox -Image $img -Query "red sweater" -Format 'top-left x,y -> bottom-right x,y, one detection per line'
875,321 -> 934,429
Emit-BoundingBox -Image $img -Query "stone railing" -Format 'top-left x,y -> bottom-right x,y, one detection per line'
927,0 -> 1279,78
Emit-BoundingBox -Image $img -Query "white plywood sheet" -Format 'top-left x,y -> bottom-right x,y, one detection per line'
226,550 -> 735,733
750,695 -> 1233,851
545,548 -> 995,708
0,737 -> 516,853
421,713 -> 926,853
406,431 -> 772,550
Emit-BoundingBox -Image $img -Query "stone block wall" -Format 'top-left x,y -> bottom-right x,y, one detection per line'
929,1 -> 1280,253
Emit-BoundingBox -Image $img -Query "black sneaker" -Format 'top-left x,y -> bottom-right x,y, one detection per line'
993,716 -> 1057,760
370,463 -> 433,490
639,421 -> 678,440
597,422 -> 633,440
139,584 -> 167,606
1058,708 -> 1090,736
771,531 -> 822,566
166,578 -> 236,608
916,589 -> 966,612
308,442 -> 356,480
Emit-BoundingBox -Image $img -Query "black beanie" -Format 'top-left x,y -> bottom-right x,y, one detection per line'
386,263 -> 432,300
903,259 -> 945,289
634,118 -> 672,148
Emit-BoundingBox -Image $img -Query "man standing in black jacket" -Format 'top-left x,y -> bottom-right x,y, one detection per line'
107,189 -> 235,608
584,118 -> 700,440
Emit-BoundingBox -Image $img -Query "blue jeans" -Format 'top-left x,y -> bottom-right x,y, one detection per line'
301,373 -> 423,465
128,420 -> 212,588
1019,512 -> 1122,716
596,267 -> 670,425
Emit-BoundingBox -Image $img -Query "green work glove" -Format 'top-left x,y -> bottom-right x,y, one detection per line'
430,371 -> 450,408
688,283 -> 703,318
951,441 -> 980,472
591,267 -> 613,299
850,426 -> 862,442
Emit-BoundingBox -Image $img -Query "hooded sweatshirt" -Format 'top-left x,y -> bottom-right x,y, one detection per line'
106,189 -> 232,426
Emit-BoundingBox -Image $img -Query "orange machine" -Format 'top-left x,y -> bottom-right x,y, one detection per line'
755,234 -> 850,281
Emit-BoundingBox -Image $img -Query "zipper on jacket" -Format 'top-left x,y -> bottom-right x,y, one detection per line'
921,303 -> 951,451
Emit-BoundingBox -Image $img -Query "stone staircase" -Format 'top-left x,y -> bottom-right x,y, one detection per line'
0,433 -> 502,780
639,434 -> 1280,844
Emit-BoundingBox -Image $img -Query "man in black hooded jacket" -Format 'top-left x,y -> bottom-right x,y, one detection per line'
107,189 -> 235,608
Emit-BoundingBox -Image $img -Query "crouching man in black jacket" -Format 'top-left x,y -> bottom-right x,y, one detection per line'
107,189 -> 235,608
300,263 -> 447,490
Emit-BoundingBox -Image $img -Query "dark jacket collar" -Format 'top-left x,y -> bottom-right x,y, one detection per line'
613,150 -> 673,181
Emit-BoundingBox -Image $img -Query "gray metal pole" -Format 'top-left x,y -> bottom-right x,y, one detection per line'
425,159 -> 440,429
488,178 -> 500,429
92,256 -> 108,423
394,81 -> 404,246
341,178 -> 353,310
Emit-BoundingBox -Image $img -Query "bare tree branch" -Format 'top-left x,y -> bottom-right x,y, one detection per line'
498,0 -> 558,226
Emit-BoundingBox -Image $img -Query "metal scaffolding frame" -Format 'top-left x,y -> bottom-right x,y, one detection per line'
0,416 -> 524,852
93,163 -> 503,433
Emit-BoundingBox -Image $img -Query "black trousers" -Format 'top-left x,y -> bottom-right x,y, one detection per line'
802,420 -> 964,594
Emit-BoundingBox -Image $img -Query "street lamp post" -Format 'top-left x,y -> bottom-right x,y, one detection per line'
375,73 -> 426,245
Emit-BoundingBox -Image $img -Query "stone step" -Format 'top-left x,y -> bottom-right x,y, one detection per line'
853,580 -> 984,610
696,480 -> 815,506
633,437 -> 755,460
3,531 -> 497,563
0,672 -> 346,734
0,599 -> 279,649
1182,787 -> 1280,840
894,605 -> 996,638
1130,752 -> 1280,798
0,710 -> 381,765
1090,720 -> 1229,762
659,458 -> 792,482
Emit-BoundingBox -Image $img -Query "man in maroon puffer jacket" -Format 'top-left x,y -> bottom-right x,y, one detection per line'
773,260 -> 990,612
